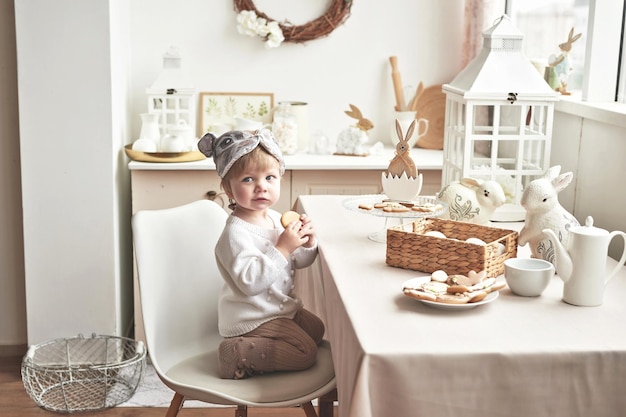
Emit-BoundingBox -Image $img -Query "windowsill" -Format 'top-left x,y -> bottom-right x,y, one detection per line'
555,94 -> 626,129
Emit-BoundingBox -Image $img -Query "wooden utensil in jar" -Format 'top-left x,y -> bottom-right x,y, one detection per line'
389,56 -> 406,111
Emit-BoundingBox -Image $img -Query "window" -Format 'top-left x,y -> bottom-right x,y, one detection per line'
506,0 -> 625,103
507,0 -> 589,93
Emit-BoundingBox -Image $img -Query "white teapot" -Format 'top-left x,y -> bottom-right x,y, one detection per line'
160,120 -> 191,152
543,216 -> 626,306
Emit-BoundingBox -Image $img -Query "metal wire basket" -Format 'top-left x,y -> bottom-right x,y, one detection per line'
21,334 -> 146,413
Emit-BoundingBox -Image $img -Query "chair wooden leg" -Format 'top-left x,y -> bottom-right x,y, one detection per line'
165,392 -> 185,417
318,388 -> 337,417
235,405 -> 247,417
301,401 -> 318,417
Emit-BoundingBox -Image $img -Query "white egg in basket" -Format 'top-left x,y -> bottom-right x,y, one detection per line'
381,172 -> 423,202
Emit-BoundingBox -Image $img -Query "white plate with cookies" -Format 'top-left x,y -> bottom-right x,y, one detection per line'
402,270 -> 505,311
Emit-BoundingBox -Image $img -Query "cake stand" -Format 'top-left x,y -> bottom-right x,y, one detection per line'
342,195 -> 448,242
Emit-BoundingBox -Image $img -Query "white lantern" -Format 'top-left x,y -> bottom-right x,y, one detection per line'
442,15 -> 559,221
146,46 -> 196,137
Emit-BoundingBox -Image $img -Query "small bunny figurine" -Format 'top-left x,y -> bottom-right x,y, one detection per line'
547,27 -> 582,95
387,119 -> 417,179
344,104 -> 374,132
518,165 -> 580,267
335,104 -> 373,156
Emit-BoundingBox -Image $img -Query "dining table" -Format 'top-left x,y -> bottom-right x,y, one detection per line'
293,194 -> 626,417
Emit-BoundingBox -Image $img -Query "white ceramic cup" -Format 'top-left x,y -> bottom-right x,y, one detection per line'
504,258 -> 555,297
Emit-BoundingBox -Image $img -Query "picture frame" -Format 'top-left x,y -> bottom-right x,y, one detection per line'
198,92 -> 274,136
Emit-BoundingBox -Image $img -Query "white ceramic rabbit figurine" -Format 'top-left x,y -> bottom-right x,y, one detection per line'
518,165 -> 580,266
437,178 -> 506,225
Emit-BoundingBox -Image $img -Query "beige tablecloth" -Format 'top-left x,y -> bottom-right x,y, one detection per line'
294,195 -> 626,417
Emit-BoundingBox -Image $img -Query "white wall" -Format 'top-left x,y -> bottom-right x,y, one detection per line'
15,0 -> 132,345
127,0 -> 465,147
551,103 -> 626,261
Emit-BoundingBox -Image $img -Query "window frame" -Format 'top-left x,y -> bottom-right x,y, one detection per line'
583,0 -> 623,102
506,0 -> 625,103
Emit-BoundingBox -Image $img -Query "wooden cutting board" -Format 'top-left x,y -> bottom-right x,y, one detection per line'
415,84 -> 446,150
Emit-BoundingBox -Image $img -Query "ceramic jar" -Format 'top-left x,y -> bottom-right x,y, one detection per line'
139,113 -> 161,143
132,113 -> 161,152
280,101 -> 309,152
160,120 -> 189,153
167,120 -> 196,151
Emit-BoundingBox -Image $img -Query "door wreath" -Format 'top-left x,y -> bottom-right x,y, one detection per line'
233,0 -> 352,48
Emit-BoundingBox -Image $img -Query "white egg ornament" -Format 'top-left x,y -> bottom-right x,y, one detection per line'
465,237 -> 487,246
465,237 -> 506,255
424,231 -> 447,239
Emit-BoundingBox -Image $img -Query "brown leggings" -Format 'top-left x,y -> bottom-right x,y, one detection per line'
218,309 -> 325,379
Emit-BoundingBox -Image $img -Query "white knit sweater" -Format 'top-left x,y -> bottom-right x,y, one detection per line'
215,210 -> 318,337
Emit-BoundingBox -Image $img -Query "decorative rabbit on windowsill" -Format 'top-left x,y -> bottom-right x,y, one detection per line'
546,27 -> 582,95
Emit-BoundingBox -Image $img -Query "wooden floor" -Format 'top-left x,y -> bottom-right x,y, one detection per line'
1,355 -> 336,417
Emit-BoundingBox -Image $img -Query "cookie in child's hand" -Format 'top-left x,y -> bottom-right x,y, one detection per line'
280,210 -> 301,228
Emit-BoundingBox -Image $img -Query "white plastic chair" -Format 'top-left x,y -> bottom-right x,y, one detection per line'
131,200 -> 336,417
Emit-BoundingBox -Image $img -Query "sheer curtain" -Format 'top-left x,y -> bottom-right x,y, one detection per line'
462,0 -> 506,67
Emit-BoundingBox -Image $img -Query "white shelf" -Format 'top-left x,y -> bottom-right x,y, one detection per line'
128,147 -> 443,171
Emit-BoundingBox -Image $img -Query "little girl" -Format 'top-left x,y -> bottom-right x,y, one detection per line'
198,129 -> 324,379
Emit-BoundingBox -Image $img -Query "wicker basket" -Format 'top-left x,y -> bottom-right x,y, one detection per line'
386,217 -> 518,277
21,334 -> 146,413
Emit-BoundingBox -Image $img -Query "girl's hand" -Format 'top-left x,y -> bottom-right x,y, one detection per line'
299,214 -> 317,248
275,218 -> 308,257
275,214 -> 317,257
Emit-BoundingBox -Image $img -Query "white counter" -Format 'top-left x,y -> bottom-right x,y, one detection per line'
128,148 -> 443,171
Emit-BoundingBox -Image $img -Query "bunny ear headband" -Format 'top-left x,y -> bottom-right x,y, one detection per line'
198,129 -> 285,179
